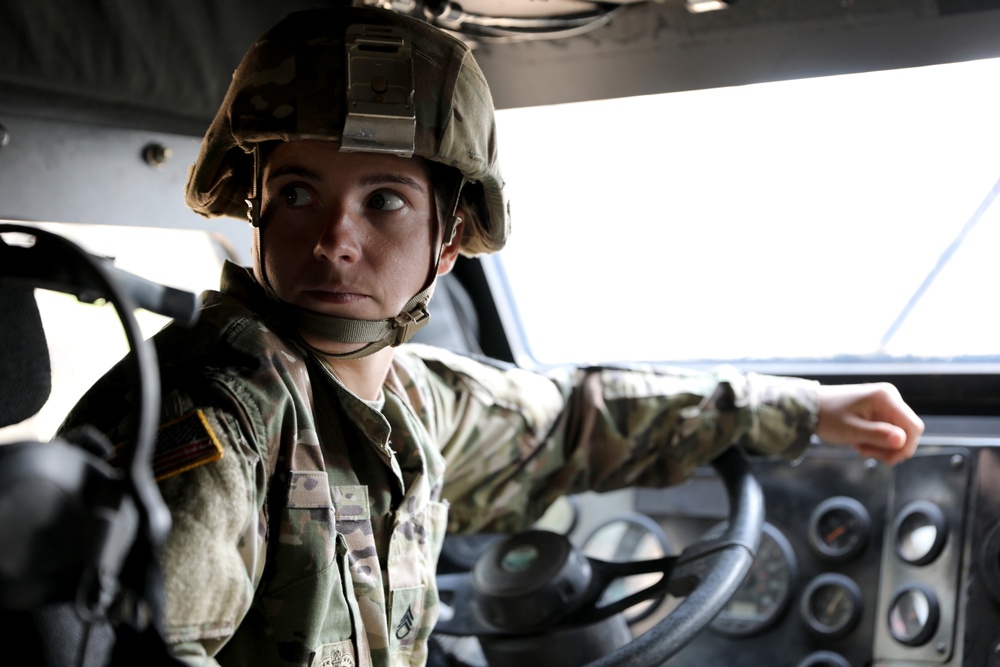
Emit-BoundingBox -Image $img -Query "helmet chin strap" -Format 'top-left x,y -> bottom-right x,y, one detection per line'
246,144 -> 464,361
282,284 -> 435,360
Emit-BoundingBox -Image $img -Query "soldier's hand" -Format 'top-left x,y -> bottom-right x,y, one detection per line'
815,383 -> 924,465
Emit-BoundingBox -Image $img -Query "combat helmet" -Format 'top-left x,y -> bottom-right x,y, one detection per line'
185,6 -> 509,357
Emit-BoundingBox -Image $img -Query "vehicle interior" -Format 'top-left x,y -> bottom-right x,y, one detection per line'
2,0 -> 1000,666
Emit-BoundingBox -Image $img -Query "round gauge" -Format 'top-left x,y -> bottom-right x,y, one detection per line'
808,497 -> 871,562
795,651 -> 851,667
888,583 -> 940,646
800,573 -> 863,638
710,523 -> 798,637
893,501 -> 947,566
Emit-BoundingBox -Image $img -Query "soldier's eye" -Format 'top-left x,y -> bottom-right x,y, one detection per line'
282,186 -> 313,207
369,191 -> 405,212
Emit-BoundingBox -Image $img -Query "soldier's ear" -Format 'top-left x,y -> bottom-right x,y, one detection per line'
437,209 -> 465,276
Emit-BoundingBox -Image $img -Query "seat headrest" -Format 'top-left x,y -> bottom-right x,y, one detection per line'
0,287 -> 51,428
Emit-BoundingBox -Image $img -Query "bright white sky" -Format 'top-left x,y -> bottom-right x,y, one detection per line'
494,57 -> 1000,365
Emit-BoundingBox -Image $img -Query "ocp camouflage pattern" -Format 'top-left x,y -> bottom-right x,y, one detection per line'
185,6 -> 509,257
60,262 -> 819,667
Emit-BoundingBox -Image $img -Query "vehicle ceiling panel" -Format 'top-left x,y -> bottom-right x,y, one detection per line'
2,0 -> 1000,130
472,0 -> 1000,108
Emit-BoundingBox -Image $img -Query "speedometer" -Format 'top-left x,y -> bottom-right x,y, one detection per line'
710,522 -> 798,637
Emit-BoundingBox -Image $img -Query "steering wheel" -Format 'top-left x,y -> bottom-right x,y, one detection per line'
434,447 -> 764,667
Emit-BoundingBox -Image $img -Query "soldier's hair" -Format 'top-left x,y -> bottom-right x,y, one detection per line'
424,159 -> 466,227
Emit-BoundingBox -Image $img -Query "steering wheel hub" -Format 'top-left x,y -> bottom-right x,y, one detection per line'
472,530 -> 592,631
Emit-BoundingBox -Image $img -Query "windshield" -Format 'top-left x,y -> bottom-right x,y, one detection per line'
493,57 -> 1000,370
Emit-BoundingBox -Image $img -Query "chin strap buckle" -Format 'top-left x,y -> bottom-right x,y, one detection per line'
392,305 -> 430,346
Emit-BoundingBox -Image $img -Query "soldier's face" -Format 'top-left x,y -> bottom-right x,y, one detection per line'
257,140 -> 449,340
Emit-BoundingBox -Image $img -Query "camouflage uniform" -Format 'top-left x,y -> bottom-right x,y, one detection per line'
60,262 -> 819,667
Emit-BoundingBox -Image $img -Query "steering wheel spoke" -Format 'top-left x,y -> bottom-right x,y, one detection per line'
433,448 -> 764,667
562,554 -> 677,625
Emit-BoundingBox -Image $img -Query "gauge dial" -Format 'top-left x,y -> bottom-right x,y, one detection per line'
795,651 -> 851,667
711,523 -> 798,637
808,497 -> 871,562
888,583 -> 940,646
893,501 -> 947,566
800,573 -> 862,638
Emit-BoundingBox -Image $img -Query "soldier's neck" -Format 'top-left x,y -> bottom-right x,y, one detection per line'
322,347 -> 394,402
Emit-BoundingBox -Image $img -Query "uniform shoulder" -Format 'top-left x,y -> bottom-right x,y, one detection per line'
394,343 -> 516,390
395,343 -> 565,412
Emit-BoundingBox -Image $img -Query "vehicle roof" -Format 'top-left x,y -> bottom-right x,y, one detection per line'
3,0 -> 1000,132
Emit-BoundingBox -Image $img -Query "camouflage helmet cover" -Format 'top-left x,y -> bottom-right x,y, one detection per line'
185,6 -> 509,256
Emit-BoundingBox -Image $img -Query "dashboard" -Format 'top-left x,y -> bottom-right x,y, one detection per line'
433,415 -> 1000,667
625,416 -> 1000,667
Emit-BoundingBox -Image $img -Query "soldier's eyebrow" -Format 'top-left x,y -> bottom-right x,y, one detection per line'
267,164 -> 322,181
359,173 -> 427,194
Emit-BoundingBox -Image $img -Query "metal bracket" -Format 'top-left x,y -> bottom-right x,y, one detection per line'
342,24 -> 416,156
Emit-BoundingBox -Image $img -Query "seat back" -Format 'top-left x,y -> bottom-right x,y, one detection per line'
0,224 -> 184,666
0,279 -> 119,665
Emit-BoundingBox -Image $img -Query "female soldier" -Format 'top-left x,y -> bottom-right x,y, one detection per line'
62,6 -> 922,666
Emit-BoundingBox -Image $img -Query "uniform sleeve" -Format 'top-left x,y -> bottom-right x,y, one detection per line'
154,402 -> 264,660
59,371 -> 268,665
398,346 -> 819,535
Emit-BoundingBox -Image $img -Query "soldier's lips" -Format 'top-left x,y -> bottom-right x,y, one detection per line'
302,289 -> 368,305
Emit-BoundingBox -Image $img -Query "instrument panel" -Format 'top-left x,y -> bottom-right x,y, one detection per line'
631,416 -> 1000,667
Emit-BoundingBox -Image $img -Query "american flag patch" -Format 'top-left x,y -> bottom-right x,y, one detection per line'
149,409 -> 224,481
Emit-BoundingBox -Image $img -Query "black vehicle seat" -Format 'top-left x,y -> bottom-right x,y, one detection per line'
0,225 -> 183,667
0,286 -> 117,666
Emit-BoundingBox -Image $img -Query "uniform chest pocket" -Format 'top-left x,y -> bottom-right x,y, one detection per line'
267,470 -> 340,592
422,500 -> 449,566
258,471 -> 359,657
386,500 -> 450,664
331,484 -> 387,642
